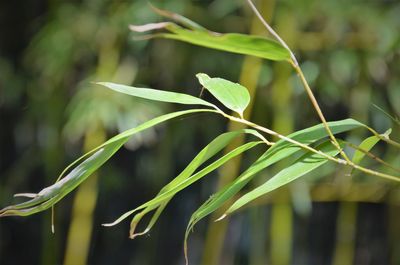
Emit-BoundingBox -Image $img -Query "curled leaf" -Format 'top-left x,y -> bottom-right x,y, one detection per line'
184,119 -> 364,259
129,22 -> 172,32
0,109 -> 212,217
130,8 -> 290,61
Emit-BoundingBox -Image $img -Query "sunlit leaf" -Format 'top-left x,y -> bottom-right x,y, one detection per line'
223,141 -> 342,216
97,82 -> 216,108
123,129 -> 266,238
184,118 -> 363,248
103,139 -> 264,228
0,109 -> 212,217
130,15 -> 290,61
352,129 -> 391,165
350,129 -> 392,176
196,73 -> 250,117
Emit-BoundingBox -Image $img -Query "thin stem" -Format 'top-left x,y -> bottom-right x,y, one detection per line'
364,126 -> 400,149
217,110 -> 346,164
213,109 -> 400,183
246,0 -> 351,163
293,62 -> 351,163
349,162 -> 400,182
344,141 -> 400,174
246,0 -> 298,66
253,133 -> 274,146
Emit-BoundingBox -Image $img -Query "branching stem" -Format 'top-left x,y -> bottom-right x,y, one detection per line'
245,0 -> 298,66
246,0 -> 351,163
211,109 -> 400,183
344,141 -> 400,174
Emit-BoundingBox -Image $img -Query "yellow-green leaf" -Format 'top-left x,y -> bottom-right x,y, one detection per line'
130,12 -> 290,61
196,73 -> 250,117
97,82 -> 216,108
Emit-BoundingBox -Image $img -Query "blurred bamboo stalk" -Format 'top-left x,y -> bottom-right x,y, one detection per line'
388,200 -> 400,265
63,127 -> 105,265
332,202 -> 357,265
201,1 -> 274,264
249,207 -> 268,265
40,91 -> 66,265
268,6 -> 298,265
331,67 -> 373,265
63,28 -> 120,265
270,193 -> 292,265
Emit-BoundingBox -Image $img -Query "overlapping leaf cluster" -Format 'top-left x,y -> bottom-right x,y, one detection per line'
1,6 -> 399,264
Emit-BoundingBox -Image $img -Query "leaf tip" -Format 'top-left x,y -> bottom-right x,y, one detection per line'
94,81 -> 107,86
129,22 -> 170,33
214,214 -> 227,222
101,222 -> 115,227
196,73 -> 210,84
13,193 -> 37,198
383,128 -> 392,138
129,228 -> 150,239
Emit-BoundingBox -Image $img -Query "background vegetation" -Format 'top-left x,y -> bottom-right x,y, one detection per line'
1,0 -> 400,264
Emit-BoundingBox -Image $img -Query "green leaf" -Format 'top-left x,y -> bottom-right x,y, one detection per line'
223,141 -> 342,217
352,138 -> 377,165
128,200 -> 169,239
97,82 -> 216,108
196,73 -> 250,117
350,129 -> 392,176
130,18 -> 290,61
0,142 -> 124,217
0,109 -> 212,217
103,138 -> 264,229
122,129 -> 266,238
184,118 -> 363,242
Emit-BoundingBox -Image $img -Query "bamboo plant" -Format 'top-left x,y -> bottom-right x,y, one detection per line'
1,2 -> 399,264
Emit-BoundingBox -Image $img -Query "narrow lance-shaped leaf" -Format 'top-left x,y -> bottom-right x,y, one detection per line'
352,129 -> 391,165
0,142 -> 123,217
103,140 -> 264,228
97,82 -> 216,108
184,118 -> 363,249
222,141 -> 343,217
129,200 -> 169,239
350,129 -> 392,175
0,109 -> 212,217
130,8 -> 291,62
196,73 -> 250,117
119,129 -> 267,238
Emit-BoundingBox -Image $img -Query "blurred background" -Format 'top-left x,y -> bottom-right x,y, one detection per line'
1,0 -> 400,264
